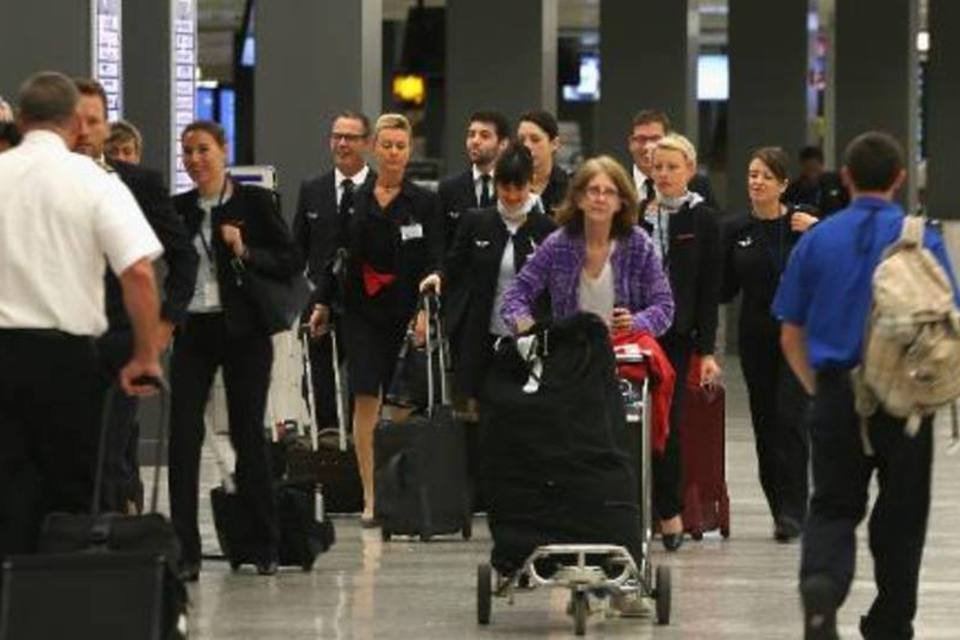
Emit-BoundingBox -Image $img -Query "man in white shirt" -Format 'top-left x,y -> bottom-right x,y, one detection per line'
0,71 -> 163,556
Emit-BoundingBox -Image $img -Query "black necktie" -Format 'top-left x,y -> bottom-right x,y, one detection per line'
339,178 -> 355,218
644,177 -> 655,202
479,174 -> 493,208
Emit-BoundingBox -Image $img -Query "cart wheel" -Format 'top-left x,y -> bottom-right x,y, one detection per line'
229,561 -> 241,572
477,563 -> 492,625
381,528 -> 392,542
655,565 -> 672,625
690,529 -> 704,541
571,591 -> 588,636
420,533 -> 433,542
720,525 -> 731,539
462,516 -> 473,540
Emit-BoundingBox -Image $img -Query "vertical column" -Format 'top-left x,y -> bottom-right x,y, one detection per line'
835,0 -> 919,211
256,0 -> 382,219
124,0 -> 197,191
727,0 -> 812,218
926,0 -> 960,220
443,0 -> 558,171
0,0 -> 92,95
594,0 -> 698,168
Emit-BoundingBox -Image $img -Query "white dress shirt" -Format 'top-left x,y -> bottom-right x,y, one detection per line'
633,165 -> 653,202
335,164 -> 370,207
0,130 -> 162,336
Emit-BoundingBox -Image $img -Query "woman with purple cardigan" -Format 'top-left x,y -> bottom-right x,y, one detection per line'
500,155 -> 674,340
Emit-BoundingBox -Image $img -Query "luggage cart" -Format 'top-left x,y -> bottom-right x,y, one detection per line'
476,350 -> 671,635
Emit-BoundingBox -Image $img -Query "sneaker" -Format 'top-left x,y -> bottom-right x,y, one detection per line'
610,593 -> 653,618
800,575 -> 839,639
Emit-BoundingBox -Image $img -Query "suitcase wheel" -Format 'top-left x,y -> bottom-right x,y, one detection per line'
419,533 -> 433,543
690,529 -> 704,541
230,561 -> 241,572
462,517 -> 473,541
381,528 -> 392,542
301,562 -> 314,572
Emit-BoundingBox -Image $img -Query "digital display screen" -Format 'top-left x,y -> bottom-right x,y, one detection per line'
698,54 -> 729,101
562,53 -> 600,103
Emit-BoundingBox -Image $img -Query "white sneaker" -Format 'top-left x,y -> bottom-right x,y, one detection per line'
610,593 -> 654,618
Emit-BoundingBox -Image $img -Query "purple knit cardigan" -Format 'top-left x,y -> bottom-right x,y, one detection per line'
501,226 -> 675,335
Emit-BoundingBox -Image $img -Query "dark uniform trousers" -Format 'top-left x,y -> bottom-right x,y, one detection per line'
802,369 -> 932,640
168,313 -> 278,564
653,331 -> 693,520
739,317 -> 810,524
0,330 -> 101,557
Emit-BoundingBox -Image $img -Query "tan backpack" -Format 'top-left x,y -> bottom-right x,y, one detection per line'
852,215 -> 960,453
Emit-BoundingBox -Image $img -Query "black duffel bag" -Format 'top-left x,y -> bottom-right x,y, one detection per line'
2,379 -> 188,640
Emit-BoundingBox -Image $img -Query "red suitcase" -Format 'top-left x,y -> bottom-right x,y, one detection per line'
679,356 -> 730,539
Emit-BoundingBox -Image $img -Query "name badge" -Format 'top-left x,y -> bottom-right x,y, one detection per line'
400,223 -> 424,241
474,239 -> 491,248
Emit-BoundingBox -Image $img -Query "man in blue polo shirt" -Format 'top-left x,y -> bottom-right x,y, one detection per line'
774,131 -> 959,640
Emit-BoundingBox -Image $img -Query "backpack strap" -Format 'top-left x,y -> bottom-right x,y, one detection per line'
900,215 -> 926,246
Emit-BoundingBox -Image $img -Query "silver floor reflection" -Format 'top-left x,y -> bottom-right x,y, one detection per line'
154,359 -> 960,639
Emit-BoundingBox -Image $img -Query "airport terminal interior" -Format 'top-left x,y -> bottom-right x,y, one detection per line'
3,0 -> 960,638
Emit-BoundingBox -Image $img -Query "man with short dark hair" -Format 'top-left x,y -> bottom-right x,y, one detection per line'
0,71 -> 163,556
784,145 -> 849,216
774,131 -> 959,639
73,77 -> 198,512
295,111 -> 376,432
438,110 -> 511,247
627,108 -> 717,211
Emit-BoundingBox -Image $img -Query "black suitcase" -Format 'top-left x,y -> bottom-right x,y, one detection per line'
205,417 -> 335,572
285,326 -> 364,513
374,291 -> 472,541
1,379 -> 187,640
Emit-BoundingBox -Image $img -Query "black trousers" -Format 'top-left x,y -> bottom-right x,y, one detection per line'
0,330 -> 101,557
95,328 -> 143,513
168,313 -> 278,564
801,370 -> 932,640
739,318 -> 810,524
653,332 -> 692,520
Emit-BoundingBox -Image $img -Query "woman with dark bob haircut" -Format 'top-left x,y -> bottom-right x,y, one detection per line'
423,142 -> 557,400
500,155 -> 674,339
721,146 -> 817,543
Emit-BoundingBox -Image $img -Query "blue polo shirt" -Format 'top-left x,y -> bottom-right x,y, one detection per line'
772,196 -> 960,370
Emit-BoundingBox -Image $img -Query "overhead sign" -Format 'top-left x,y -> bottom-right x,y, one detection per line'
92,0 -> 122,121
171,0 -> 197,193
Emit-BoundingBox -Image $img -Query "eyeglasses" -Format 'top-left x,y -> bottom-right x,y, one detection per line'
331,133 -> 365,142
585,186 -> 621,200
630,134 -> 663,146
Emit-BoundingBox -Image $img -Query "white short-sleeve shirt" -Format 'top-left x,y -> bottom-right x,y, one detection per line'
0,130 -> 163,336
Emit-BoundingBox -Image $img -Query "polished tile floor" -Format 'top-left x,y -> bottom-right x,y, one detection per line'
157,359 -> 960,639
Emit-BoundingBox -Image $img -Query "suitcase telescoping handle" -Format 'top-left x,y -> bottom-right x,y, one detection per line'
93,375 -> 169,517
421,289 -> 450,413
299,325 -> 348,452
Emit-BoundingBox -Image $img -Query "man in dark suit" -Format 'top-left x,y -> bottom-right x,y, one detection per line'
294,111 -> 375,432
74,78 -> 199,513
784,145 -> 849,216
628,108 -> 719,212
437,110 -> 511,248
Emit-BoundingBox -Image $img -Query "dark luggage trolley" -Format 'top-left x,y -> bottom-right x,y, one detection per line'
475,326 -> 671,635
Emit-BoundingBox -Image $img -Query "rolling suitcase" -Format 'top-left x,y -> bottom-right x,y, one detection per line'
1,378 -> 187,640
375,291 -> 473,541
679,356 -> 730,539
286,326 -> 364,513
207,415 -> 335,572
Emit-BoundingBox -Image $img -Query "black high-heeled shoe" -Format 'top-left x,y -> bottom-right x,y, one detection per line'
662,533 -> 685,552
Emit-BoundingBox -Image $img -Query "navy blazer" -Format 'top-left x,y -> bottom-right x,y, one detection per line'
292,167 -> 377,306
438,167 -> 482,249
175,181 -> 300,337
104,159 -> 199,330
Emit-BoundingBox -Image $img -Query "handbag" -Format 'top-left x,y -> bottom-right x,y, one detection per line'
385,293 -> 450,409
234,259 -> 315,335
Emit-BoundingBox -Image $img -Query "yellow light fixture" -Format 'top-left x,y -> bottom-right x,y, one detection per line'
392,74 -> 426,106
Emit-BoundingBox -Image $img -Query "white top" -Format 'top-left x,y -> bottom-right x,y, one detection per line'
472,164 -> 494,206
489,218 -> 523,337
334,164 -> 370,207
578,253 -> 615,324
633,165 -> 653,201
187,192 -> 229,313
0,130 -> 162,336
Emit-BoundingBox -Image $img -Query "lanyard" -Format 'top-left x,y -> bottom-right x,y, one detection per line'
198,177 -> 230,264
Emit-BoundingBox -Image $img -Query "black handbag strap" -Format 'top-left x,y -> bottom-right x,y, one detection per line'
419,290 -> 450,411
93,376 -> 169,516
